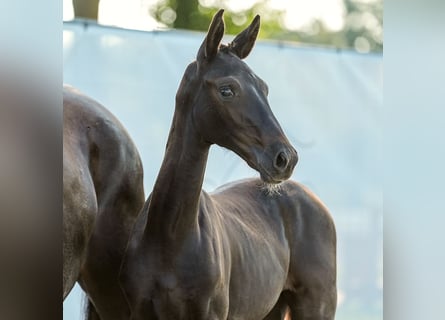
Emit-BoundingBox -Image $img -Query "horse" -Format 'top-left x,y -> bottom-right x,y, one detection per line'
63,85 -> 145,319
120,10 -> 337,320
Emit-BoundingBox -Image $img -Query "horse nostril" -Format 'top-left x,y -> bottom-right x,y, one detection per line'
275,152 -> 288,170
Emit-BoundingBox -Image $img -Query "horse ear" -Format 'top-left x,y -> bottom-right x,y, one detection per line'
229,15 -> 260,59
197,9 -> 225,62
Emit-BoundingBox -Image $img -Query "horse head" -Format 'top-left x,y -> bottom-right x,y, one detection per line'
176,9 -> 298,184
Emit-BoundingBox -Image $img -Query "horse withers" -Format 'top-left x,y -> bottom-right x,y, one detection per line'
120,10 -> 337,320
63,85 -> 145,319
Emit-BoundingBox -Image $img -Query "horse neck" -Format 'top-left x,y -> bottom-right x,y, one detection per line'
143,108 -> 210,243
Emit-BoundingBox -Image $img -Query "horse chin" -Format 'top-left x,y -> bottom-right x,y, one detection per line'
259,181 -> 283,196
259,171 -> 284,185
258,173 -> 284,196
238,150 -> 285,184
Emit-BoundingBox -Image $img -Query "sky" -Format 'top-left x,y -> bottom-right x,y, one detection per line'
62,0 -> 376,33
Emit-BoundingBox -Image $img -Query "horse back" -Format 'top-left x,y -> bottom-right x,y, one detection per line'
63,85 -> 144,221
209,178 -> 335,259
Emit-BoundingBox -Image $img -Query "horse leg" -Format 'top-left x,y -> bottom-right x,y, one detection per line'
282,287 -> 335,320
284,251 -> 337,319
284,251 -> 337,320
284,185 -> 337,319
262,292 -> 290,320
85,298 -> 101,320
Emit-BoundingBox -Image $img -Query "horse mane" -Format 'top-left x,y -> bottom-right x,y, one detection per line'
176,62 -> 198,105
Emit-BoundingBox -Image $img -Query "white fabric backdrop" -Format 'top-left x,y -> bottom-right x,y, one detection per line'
63,20 -> 382,320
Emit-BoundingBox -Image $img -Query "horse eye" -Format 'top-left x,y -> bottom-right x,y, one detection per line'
219,86 -> 234,98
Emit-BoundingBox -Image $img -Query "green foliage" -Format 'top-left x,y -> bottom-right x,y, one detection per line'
150,0 -> 383,52
343,0 -> 383,52
151,0 -> 283,37
72,0 -> 100,20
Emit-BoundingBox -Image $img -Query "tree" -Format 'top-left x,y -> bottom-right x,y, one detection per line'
69,0 -> 382,52
150,0 -> 382,52
343,0 -> 383,52
72,0 -> 100,20
151,0 -> 283,37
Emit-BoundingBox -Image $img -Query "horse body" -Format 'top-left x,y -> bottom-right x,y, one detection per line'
63,86 -> 145,318
218,179 -> 336,320
120,10 -> 337,320
124,182 -> 293,319
124,180 -> 335,320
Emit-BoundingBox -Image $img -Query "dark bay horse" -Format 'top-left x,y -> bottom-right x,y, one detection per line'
120,10 -> 337,320
63,86 -> 145,318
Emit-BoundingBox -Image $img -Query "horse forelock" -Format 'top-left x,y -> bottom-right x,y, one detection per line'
219,44 -> 245,61
219,44 -> 230,54
218,43 -> 237,56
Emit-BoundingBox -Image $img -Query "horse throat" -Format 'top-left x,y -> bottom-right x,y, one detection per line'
143,111 -> 210,242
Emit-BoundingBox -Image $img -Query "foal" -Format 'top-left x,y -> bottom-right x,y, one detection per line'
121,10 -> 336,320
63,86 -> 145,318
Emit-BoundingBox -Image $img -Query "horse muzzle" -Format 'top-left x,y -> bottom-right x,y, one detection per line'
258,144 -> 298,184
